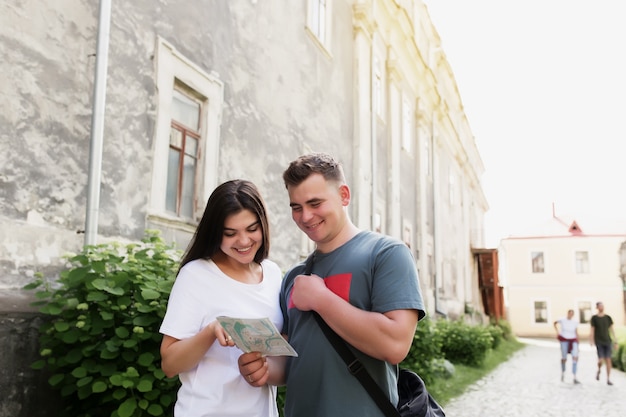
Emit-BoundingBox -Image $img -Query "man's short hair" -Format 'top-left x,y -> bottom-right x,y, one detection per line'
282,152 -> 345,188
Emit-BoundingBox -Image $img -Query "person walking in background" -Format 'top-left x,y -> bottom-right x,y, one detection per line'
238,153 -> 426,416
554,309 -> 580,384
590,301 -> 618,386
159,180 -> 283,417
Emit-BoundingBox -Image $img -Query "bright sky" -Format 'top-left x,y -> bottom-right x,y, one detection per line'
423,0 -> 626,247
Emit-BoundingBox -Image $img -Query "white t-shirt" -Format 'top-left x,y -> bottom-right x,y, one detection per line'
160,258 -> 283,417
556,317 -> 579,339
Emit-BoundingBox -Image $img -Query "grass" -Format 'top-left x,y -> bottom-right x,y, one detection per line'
428,337 -> 525,406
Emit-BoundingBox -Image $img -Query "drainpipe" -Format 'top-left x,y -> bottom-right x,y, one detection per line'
84,0 -> 112,246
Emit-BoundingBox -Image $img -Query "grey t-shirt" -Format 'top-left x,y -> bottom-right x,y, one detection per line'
280,231 -> 425,417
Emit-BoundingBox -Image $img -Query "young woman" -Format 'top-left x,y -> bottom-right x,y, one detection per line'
160,179 -> 282,416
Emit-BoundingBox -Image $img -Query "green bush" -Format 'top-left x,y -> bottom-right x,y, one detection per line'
401,317 -> 443,385
24,231 -> 181,417
613,343 -> 626,372
434,320 -> 493,367
490,318 -> 513,340
486,323 -> 504,349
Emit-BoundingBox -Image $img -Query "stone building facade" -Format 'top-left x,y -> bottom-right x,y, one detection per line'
0,1 -> 488,415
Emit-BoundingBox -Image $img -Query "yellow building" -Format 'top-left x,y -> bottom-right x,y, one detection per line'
500,217 -> 626,339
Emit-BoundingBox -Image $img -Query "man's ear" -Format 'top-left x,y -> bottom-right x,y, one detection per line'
339,184 -> 350,206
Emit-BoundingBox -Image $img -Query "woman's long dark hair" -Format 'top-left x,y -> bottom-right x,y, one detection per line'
178,180 -> 270,273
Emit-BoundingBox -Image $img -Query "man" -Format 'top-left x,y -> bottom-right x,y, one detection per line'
590,301 -> 618,386
239,153 -> 425,416
553,309 -> 580,384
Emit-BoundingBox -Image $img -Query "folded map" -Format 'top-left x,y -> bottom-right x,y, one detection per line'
217,316 -> 298,357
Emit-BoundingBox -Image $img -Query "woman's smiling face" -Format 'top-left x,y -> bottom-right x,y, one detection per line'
219,209 -> 263,266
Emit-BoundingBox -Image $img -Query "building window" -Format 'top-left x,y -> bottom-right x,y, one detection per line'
166,89 -> 201,218
575,251 -> 590,274
534,301 -> 548,323
307,0 -> 331,49
578,301 -> 592,324
150,38 -> 224,226
531,251 -> 544,273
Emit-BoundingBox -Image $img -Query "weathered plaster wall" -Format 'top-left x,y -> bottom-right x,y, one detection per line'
1,0 -> 355,297
0,1 -> 355,415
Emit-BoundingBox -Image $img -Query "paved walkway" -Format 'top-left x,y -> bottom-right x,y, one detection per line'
442,338 -> 626,416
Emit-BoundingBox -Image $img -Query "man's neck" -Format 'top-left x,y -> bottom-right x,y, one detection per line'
316,222 -> 360,254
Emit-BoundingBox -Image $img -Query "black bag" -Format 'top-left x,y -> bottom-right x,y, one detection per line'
397,368 -> 445,417
315,311 -> 445,417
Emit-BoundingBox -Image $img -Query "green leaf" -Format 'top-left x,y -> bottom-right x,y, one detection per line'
61,329 -> 79,343
141,289 -> 161,300
147,404 -> 164,416
41,303 -> 63,315
159,394 -> 174,406
92,380 -> 107,393
115,327 -> 130,339
66,267 -> 90,286
138,399 -> 149,410
86,291 -> 108,302
110,374 -> 123,386
118,397 -> 137,417
112,388 -> 127,400
76,376 -> 93,387
53,321 -> 70,332
31,360 -> 46,370
23,280 -> 43,290
91,278 -> 108,290
35,290 -> 52,299
137,379 -> 153,392
64,349 -> 83,364
49,373 -> 65,387
101,349 -> 118,360
100,311 -> 114,321
123,339 -> 138,348
125,367 -> 140,378
137,352 -> 155,367
133,316 -> 156,326
71,367 -> 87,378
91,260 -> 106,274
104,285 -> 125,296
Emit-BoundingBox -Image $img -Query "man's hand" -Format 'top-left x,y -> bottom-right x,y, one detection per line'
238,352 -> 269,387
290,273 -> 328,311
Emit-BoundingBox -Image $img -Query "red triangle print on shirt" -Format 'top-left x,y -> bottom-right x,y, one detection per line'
288,273 -> 352,309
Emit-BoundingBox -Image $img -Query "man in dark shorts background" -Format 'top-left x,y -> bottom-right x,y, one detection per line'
590,301 -> 618,385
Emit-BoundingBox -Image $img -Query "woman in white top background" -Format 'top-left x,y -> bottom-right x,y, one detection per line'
554,309 -> 580,384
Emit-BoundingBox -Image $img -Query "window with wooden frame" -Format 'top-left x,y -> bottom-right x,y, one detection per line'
166,89 -> 202,218
150,37 -> 223,227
